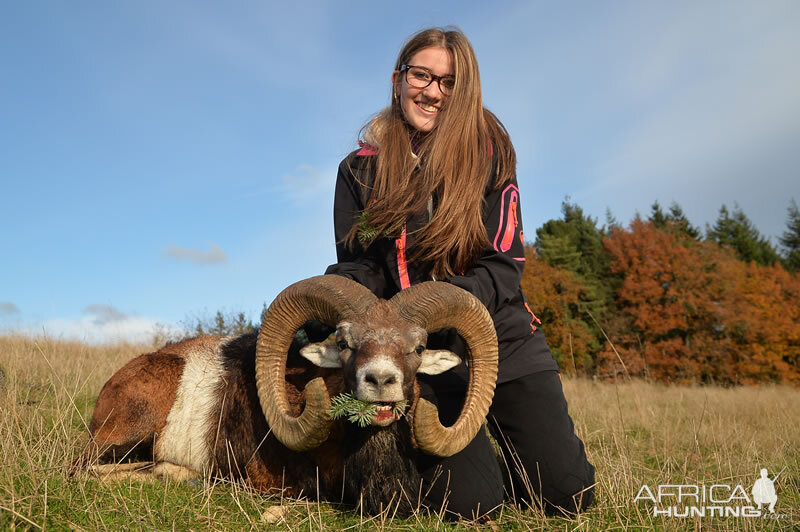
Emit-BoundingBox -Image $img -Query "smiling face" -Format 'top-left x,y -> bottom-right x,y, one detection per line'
393,46 -> 454,133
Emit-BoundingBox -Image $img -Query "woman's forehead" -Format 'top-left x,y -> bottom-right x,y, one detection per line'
408,47 -> 453,75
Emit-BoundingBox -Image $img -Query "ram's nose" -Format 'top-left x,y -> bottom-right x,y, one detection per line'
365,369 -> 396,387
356,364 -> 404,401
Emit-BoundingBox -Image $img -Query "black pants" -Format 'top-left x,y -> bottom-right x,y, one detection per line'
417,370 -> 595,519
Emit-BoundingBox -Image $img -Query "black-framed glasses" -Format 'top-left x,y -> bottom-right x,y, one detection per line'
400,64 -> 455,95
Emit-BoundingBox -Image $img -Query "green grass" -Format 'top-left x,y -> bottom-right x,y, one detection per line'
1,334 -> 798,530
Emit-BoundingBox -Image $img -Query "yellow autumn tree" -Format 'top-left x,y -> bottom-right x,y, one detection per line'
520,246 -> 598,375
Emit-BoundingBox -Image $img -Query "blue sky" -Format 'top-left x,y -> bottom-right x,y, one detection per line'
2,1 -> 799,343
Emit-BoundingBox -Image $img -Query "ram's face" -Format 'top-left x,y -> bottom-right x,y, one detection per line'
300,301 -> 461,426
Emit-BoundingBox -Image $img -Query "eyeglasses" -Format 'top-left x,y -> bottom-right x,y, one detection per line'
400,64 -> 455,95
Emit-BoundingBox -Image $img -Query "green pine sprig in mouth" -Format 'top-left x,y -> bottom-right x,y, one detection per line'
329,393 -> 409,427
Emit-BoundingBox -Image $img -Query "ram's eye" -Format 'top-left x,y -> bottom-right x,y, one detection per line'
415,345 -> 425,355
337,340 -> 349,350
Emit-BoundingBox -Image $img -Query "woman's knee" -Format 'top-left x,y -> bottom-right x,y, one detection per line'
431,470 -> 504,520
490,371 -> 596,514
502,450 -> 595,515
539,457 -> 595,515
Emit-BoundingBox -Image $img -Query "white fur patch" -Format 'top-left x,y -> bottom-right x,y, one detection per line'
154,340 -> 227,475
300,343 -> 343,368
418,350 -> 461,375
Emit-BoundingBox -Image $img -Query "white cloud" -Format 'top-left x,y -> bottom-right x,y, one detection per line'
0,302 -> 20,316
83,304 -> 127,325
32,314 -> 185,345
0,305 -> 184,346
165,242 -> 228,264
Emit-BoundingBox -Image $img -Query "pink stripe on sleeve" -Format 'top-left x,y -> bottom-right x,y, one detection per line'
492,184 -> 520,252
395,225 -> 411,290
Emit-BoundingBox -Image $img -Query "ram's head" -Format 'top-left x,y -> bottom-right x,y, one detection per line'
300,302 -> 463,427
255,275 -> 498,457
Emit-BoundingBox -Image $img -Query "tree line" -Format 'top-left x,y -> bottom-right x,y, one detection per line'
185,199 -> 799,386
521,199 -> 800,385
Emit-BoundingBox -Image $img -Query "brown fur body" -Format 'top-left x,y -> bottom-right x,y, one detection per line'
79,333 -> 347,499
77,281 -> 482,518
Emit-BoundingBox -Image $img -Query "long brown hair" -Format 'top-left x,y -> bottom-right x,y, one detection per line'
345,27 -> 516,279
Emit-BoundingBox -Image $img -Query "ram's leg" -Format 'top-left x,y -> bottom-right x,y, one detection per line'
71,425 -> 156,474
83,461 -> 202,484
74,352 -> 184,471
152,462 -> 202,482
87,462 -> 155,482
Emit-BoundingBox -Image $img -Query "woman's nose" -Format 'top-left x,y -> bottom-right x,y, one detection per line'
422,81 -> 444,100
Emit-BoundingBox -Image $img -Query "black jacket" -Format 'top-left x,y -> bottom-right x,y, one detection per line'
325,146 -> 558,382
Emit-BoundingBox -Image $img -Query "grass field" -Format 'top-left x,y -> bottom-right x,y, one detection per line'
0,334 -> 797,530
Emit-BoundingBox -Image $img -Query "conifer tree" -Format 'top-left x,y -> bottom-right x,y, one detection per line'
648,201 -> 700,239
604,208 -> 621,234
213,311 -> 227,335
186,309 -> 258,336
780,199 -> 800,272
649,201 -> 668,228
706,204 -> 780,266
535,200 -> 616,368
667,203 -> 701,239
535,233 -> 581,271
535,200 -> 610,287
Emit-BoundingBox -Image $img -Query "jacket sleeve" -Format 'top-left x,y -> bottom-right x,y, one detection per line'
324,155 -> 389,297
446,173 -> 526,315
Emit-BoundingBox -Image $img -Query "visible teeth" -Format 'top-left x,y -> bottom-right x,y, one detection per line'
417,103 -> 438,112
376,405 -> 391,411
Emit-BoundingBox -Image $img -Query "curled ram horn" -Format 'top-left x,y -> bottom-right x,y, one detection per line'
255,275 -> 378,451
256,275 -> 498,457
391,281 -> 498,457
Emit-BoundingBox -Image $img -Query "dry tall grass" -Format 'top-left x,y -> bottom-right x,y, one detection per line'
0,334 -> 797,530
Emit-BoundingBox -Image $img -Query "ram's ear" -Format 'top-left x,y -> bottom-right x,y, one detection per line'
417,350 -> 462,375
300,342 -> 343,368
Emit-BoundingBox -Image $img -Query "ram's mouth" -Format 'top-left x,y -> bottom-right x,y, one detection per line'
373,402 -> 404,425
330,394 -> 409,427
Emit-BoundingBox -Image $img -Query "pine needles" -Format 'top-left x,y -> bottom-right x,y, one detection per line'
329,393 -> 408,427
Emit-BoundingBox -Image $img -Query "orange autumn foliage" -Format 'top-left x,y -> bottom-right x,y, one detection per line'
521,246 -> 598,375
719,261 -> 800,384
601,220 -> 800,384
